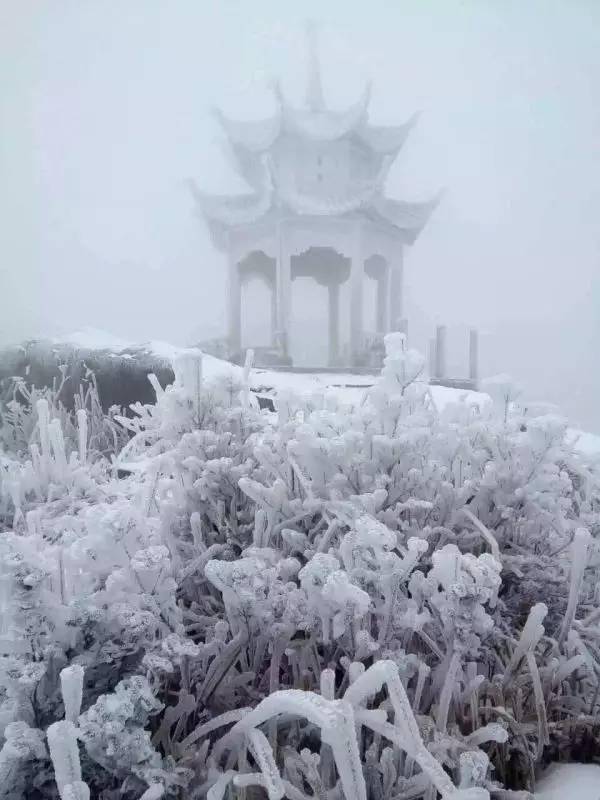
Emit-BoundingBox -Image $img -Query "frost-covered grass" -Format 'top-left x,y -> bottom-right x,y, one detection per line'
0,335 -> 599,799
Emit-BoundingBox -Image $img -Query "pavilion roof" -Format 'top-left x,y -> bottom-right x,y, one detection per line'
191,171 -> 440,247
194,24 -> 439,248
215,90 -> 418,156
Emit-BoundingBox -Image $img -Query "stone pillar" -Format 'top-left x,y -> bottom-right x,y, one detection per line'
469,328 -> 479,384
350,228 -> 364,366
228,251 -> 241,355
388,244 -> 404,332
376,266 -> 389,333
435,324 -> 447,379
328,282 -> 340,367
276,224 -> 291,358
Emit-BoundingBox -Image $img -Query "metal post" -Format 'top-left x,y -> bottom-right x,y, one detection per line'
469,328 -> 479,385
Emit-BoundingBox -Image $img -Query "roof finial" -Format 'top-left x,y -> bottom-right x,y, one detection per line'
305,20 -> 325,111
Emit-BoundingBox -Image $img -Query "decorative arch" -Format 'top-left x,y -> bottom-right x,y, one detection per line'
289,246 -> 351,367
364,254 -> 389,334
238,250 -> 276,286
238,250 -> 277,350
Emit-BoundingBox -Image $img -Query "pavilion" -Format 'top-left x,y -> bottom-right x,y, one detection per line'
192,26 -> 440,369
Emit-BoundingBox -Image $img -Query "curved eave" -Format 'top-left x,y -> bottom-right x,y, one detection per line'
215,86 -> 419,161
356,111 -> 419,155
369,191 -> 442,244
218,83 -> 373,152
188,179 -> 273,228
223,142 -> 271,192
214,107 -> 280,152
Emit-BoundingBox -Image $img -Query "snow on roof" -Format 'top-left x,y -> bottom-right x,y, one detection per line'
194,151 -> 437,238
196,26 -> 439,246
369,193 -> 443,242
356,113 -> 420,155
216,97 -> 416,156
193,187 -> 273,228
215,109 -> 281,153
279,83 -> 371,141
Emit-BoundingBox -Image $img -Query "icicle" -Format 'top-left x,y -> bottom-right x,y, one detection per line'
247,728 -> 285,800
147,372 -> 164,400
60,665 -> 84,723
37,398 -> 51,459
36,398 -> 51,482
320,668 -> 335,700
49,418 -> 69,483
207,770 -> 235,800
437,651 -> 460,732
349,661 -> 366,684
174,349 -> 203,419
47,721 -> 82,799
242,349 -> 255,408
466,723 -> 508,747
503,603 -> 547,686
213,691 -> 367,800
76,409 -> 87,464
0,572 -> 13,638
190,511 -> 206,552
558,528 -> 591,645
526,651 -> 550,754
62,784 -> 90,800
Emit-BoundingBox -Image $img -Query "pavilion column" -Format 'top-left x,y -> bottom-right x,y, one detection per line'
376,265 -> 390,333
435,324 -> 447,379
388,244 -> 404,332
349,229 -> 364,367
227,250 -> 242,355
270,282 -> 278,347
328,282 -> 340,367
276,224 -> 291,359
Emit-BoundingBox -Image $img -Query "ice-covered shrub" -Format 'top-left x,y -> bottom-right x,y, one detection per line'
0,337 -> 599,798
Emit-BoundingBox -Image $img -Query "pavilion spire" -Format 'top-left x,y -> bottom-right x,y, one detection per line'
305,21 -> 325,111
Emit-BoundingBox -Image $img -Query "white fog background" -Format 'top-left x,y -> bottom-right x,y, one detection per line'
1,0 -> 599,431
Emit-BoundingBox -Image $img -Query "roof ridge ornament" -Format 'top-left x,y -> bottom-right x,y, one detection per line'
305,20 -> 325,112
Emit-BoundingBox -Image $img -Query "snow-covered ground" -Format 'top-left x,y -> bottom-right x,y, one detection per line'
55,327 -> 600,456
535,763 -> 600,799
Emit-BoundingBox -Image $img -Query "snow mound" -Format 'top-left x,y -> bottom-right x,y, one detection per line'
55,327 -> 134,352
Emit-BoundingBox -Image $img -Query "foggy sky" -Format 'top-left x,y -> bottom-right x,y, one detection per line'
1,0 -> 600,430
